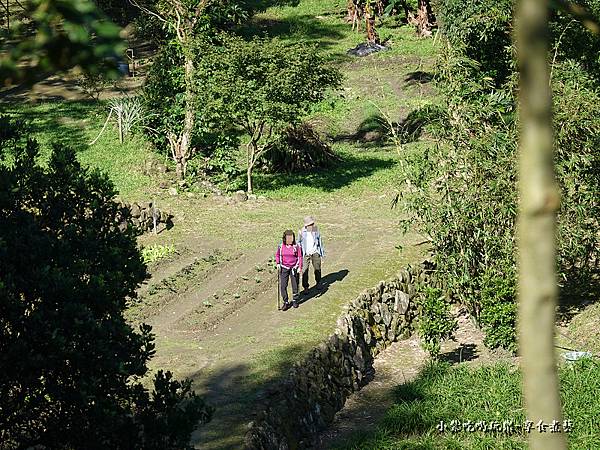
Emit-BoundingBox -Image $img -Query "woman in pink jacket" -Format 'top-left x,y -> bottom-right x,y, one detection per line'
276,230 -> 303,311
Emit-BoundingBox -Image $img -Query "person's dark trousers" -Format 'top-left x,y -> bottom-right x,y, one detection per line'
280,267 -> 299,305
301,253 -> 322,290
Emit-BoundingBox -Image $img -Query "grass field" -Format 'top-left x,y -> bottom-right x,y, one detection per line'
337,359 -> 600,449
1,100 -> 155,198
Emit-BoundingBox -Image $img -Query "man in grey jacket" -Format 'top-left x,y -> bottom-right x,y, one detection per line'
297,216 -> 325,294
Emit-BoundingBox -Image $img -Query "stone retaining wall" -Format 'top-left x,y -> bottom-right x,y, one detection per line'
245,260 -> 435,449
116,201 -> 174,234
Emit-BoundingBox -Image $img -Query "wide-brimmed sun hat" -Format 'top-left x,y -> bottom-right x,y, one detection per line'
303,216 -> 315,226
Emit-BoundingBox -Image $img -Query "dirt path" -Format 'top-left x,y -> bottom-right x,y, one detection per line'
188,238 -> 377,449
132,193 -> 426,449
320,307 -> 517,448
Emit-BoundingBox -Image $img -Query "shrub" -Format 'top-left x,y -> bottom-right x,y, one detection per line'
0,138 -> 212,448
142,40 -> 240,173
76,70 -> 114,100
142,244 -> 177,265
400,35 -> 600,350
416,287 -> 458,357
197,33 -> 342,192
432,0 -> 514,84
549,0 -> 600,81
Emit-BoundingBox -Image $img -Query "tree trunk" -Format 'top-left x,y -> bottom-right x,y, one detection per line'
118,112 -> 123,144
347,0 -> 355,23
409,0 -> 435,37
246,141 -> 256,194
167,133 -> 185,181
365,1 -> 380,44
176,157 -> 184,180
177,54 -> 195,180
348,0 -> 362,31
516,0 -> 566,449
247,164 -> 253,195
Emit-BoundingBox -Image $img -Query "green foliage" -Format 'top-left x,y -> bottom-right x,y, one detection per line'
142,40 -> 240,167
199,33 -> 342,144
401,2 -> 600,350
76,68 -> 115,101
0,137 -> 211,447
198,32 -> 342,190
0,114 -> 28,155
399,65 -> 519,348
133,0 -> 299,46
108,96 -> 152,142
142,244 -> 177,264
143,41 -> 187,151
416,287 -> 457,357
0,0 -> 125,84
549,0 -> 600,81
134,370 -> 213,450
432,0 -> 514,84
551,61 -> 600,287
433,0 -> 600,82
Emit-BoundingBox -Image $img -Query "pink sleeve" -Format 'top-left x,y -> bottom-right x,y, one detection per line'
276,245 -> 281,264
297,245 -> 303,270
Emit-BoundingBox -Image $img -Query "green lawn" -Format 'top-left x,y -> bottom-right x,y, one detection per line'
337,359 -> 600,450
2,100 -> 155,198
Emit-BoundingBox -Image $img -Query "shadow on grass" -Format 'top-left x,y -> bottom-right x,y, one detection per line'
1,100 -> 97,153
439,343 -> 478,365
404,71 -> 434,85
252,153 -> 396,193
557,272 -> 600,323
329,362 -> 529,450
240,14 -> 348,50
333,105 -> 446,148
299,269 -> 349,305
188,343 -> 310,450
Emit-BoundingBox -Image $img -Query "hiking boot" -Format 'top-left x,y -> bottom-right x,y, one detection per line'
281,302 -> 291,311
301,288 -> 309,296
293,301 -> 299,308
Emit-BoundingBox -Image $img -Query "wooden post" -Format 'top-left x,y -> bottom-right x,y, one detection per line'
152,199 -> 157,235
117,106 -> 124,144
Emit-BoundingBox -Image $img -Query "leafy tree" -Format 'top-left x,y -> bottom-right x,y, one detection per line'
138,0 -> 300,180
416,287 -> 457,357
0,0 -> 125,84
198,34 -> 342,193
0,139 -> 212,448
1,1 -> 213,447
142,39 -> 241,182
130,0 -> 213,180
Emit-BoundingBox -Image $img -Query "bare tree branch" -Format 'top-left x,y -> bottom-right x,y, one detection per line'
128,0 -> 167,24
551,0 -> 600,34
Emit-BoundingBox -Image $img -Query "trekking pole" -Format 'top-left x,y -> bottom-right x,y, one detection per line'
277,266 -> 281,311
